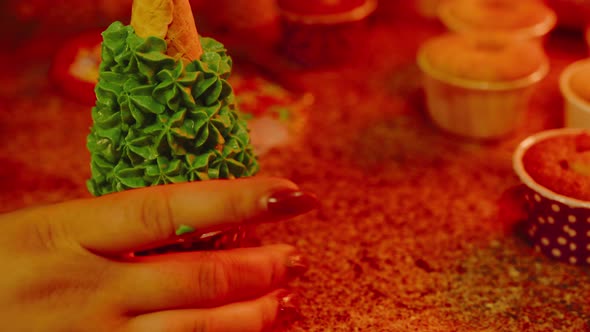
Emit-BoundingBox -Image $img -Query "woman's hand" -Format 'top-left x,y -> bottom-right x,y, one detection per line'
0,177 -> 317,332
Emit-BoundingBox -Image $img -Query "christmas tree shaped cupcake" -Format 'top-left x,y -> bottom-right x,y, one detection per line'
87,0 -> 258,197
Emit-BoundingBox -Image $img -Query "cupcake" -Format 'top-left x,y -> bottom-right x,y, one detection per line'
50,29 -> 103,106
438,0 -> 556,44
513,128 -> 590,266
546,0 -> 590,30
560,58 -> 590,129
230,71 -> 313,156
277,0 -> 377,67
87,0 -> 259,254
417,33 -> 549,139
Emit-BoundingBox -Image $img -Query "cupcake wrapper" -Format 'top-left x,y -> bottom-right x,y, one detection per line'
280,18 -> 367,67
278,0 -> 377,67
564,101 -> 590,129
423,76 -> 533,139
559,58 -> 590,129
522,187 -> 590,266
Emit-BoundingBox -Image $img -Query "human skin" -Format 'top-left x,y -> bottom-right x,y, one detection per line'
0,177 -> 317,332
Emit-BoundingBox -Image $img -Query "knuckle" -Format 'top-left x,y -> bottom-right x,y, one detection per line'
267,255 -> 283,287
259,296 -> 279,331
31,221 -> 60,251
224,190 -> 248,224
188,319 -> 210,332
197,256 -> 232,301
135,189 -> 176,240
30,216 -> 69,251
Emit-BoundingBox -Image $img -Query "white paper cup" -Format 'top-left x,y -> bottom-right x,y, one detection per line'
559,58 -> 590,129
417,46 -> 549,139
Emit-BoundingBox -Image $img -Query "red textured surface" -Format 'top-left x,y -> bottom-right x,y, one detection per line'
1,3 -> 590,332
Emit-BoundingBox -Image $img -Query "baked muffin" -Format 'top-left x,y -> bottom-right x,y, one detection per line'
420,34 -> 547,83
417,33 -> 549,139
438,0 -> 556,43
513,128 -> 590,266
523,133 -> 590,201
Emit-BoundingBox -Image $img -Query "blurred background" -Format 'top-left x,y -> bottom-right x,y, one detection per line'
3,1 -> 589,57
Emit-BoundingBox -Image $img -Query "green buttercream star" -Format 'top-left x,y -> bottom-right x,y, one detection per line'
144,156 -> 186,185
154,61 -> 199,111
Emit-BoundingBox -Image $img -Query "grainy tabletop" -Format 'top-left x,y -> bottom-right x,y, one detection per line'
1,3 -> 589,331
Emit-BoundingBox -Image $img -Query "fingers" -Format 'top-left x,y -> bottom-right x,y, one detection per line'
54,177 -> 318,255
125,290 -> 297,332
115,244 -> 306,312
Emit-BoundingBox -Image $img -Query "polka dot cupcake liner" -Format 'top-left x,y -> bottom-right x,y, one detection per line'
514,128 -> 590,266
521,188 -> 590,265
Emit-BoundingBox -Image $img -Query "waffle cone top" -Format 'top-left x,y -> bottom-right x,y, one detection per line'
131,0 -> 203,61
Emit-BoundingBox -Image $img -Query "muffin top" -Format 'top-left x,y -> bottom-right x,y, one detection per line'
440,0 -> 555,33
568,64 -> 590,102
419,34 -> 547,82
523,133 -> 590,202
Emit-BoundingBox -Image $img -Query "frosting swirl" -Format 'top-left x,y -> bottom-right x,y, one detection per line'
88,22 -> 258,196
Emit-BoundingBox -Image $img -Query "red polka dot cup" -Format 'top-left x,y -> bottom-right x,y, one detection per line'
277,0 -> 378,67
513,128 -> 590,266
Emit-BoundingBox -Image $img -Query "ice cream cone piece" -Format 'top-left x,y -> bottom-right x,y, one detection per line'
131,0 -> 203,61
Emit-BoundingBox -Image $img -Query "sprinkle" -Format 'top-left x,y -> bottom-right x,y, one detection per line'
175,224 -> 196,236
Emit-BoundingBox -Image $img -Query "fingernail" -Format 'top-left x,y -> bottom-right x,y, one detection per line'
286,252 -> 309,279
267,190 -> 319,216
275,290 -> 302,329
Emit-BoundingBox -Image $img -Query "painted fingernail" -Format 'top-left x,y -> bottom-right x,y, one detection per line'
275,290 -> 302,329
286,252 -> 309,279
267,190 -> 319,216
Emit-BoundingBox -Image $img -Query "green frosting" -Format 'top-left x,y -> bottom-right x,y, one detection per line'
175,224 -> 196,236
87,22 -> 258,196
